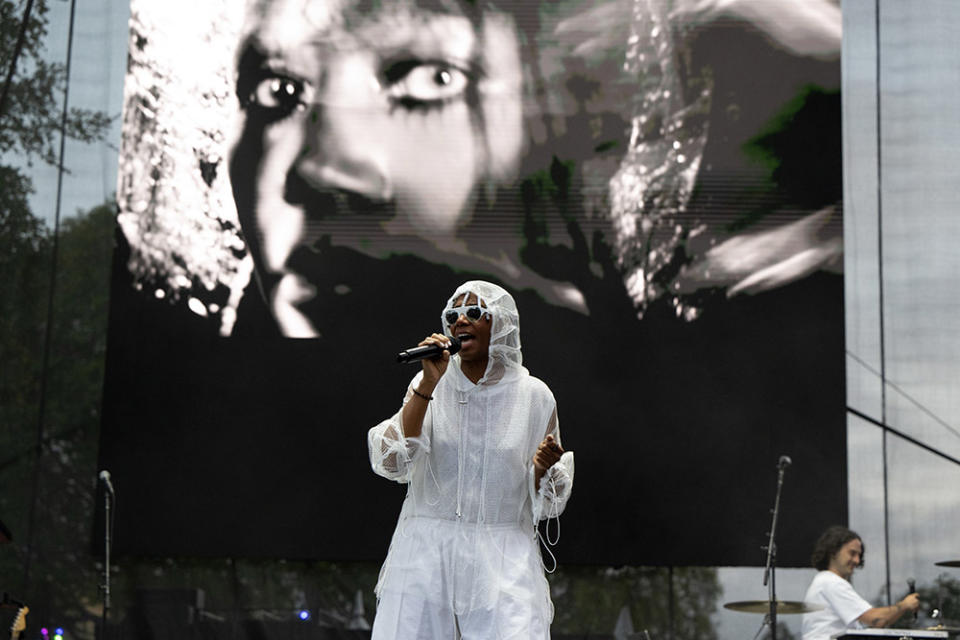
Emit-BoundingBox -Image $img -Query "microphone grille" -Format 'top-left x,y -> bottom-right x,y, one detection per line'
447,336 -> 462,355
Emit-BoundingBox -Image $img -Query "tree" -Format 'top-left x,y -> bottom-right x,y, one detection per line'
917,575 -> 960,627
0,166 -> 48,430
1,0 -> 111,164
0,164 -> 51,631
548,565 -> 721,639
0,200 -> 116,640
1,4 -> 112,635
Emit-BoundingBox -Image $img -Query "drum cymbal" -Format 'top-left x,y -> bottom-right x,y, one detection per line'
723,600 -> 823,614
935,560 -> 960,568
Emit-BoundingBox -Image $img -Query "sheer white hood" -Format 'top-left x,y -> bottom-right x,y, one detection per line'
441,280 -> 522,371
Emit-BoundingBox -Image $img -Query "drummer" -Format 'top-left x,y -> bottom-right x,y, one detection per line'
801,526 -> 920,640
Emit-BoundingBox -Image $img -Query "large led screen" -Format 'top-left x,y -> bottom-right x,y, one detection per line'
99,0 -> 845,566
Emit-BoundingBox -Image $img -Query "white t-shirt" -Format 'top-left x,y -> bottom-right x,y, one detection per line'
801,570 -> 872,640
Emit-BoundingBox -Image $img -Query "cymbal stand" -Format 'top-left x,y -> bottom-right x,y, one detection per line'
761,456 -> 791,640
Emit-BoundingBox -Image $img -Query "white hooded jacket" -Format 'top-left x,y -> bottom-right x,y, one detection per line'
367,281 -> 574,632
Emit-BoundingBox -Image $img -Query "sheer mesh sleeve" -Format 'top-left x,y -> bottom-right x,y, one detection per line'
534,451 -> 574,521
367,378 -> 431,483
530,409 -> 574,522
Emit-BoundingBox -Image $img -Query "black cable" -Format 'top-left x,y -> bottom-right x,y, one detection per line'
873,0 -> 893,610
22,0 -> 79,594
846,350 -> 960,443
847,407 -> 960,469
0,0 -> 36,120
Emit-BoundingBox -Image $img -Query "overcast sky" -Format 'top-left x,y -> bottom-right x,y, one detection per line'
6,0 -> 129,226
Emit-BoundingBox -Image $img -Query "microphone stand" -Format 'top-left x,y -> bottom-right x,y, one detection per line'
762,457 -> 790,640
101,483 -> 113,640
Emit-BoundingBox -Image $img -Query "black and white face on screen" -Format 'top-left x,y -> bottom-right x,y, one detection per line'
228,0 -> 526,337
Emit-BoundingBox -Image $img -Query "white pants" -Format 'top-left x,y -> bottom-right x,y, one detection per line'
371,588 -> 549,639
371,517 -> 551,640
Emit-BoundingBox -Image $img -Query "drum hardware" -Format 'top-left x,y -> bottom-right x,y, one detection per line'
724,600 -> 824,614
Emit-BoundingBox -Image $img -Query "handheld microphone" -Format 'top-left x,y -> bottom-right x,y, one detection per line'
908,578 -> 918,621
778,455 -> 792,469
397,336 -> 461,363
99,470 -> 115,494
